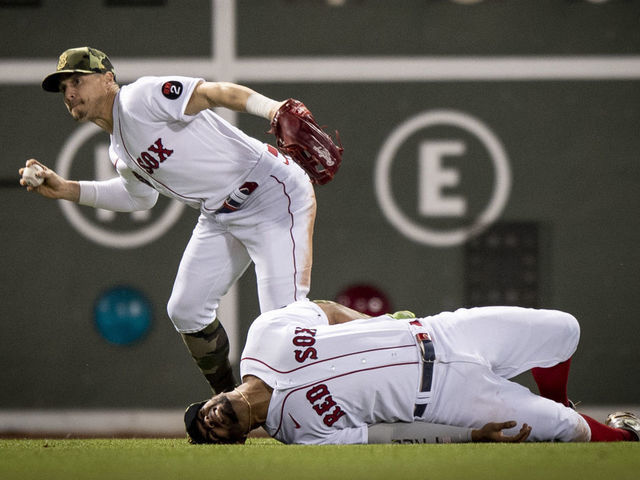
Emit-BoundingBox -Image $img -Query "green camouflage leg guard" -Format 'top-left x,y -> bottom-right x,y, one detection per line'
181,318 -> 237,394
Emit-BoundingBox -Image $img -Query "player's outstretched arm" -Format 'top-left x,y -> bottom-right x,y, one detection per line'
19,159 -> 79,201
185,81 -> 282,120
20,158 -> 158,212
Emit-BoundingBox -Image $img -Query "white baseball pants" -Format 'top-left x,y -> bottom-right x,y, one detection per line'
167,158 -> 316,333
421,306 -> 591,442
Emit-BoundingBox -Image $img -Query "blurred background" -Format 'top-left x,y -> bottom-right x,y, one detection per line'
1,0 -> 638,436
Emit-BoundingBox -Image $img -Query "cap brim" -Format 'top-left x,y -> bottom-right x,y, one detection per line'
184,401 -> 208,444
41,69 -> 96,92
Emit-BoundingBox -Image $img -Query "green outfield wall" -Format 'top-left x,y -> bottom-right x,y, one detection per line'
0,0 -> 638,408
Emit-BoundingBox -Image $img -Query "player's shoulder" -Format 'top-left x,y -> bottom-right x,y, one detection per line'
252,300 -> 327,329
121,76 -> 201,104
118,76 -> 203,121
276,300 -> 326,322
122,75 -> 193,95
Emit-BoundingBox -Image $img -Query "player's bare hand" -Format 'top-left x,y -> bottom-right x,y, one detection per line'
19,159 -> 80,201
471,421 -> 531,443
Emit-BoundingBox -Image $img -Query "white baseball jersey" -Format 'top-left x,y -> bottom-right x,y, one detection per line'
241,301 -> 591,444
109,76 -> 277,213
241,301 -> 424,444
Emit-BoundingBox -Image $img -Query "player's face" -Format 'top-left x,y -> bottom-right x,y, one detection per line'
59,73 -> 108,121
196,393 -> 247,444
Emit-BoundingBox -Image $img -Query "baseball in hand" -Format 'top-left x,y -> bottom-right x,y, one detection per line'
22,164 -> 44,187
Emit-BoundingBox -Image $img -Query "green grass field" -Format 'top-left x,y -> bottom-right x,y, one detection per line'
1,438 -> 639,480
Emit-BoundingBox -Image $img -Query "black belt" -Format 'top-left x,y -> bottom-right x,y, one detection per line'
414,333 -> 435,417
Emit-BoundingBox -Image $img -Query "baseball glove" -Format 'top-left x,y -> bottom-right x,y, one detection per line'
269,99 -> 343,185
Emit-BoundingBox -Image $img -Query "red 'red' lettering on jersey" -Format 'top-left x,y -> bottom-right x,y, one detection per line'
136,138 -> 174,174
323,407 -> 346,426
312,395 -> 336,415
304,383 -> 346,428
292,327 -> 318,364
306,384 -> 329,403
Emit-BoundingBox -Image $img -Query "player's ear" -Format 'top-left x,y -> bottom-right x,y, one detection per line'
104,71 -> 116,86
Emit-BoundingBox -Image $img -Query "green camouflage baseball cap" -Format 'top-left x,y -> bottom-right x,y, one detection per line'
42,47 -> 115,92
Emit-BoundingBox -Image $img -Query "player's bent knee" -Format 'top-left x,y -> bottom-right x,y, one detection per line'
546,310 -> 580,360
557,311 -> 580,352
167,296 -> 216,334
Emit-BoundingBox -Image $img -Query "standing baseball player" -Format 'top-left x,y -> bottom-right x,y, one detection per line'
19,47 -> 342,394
184,300 -> 640,444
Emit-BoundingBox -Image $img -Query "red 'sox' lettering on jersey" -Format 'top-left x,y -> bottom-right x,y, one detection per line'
292,326 -> 318,363
136,138 -> 174,174
305,384 -> 346,427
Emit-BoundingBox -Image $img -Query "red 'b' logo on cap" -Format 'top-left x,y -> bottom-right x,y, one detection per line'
162,81 -> 183,100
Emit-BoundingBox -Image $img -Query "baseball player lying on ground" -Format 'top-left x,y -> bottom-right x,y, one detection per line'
184,300 -> 640,444
20,47 -> 341,396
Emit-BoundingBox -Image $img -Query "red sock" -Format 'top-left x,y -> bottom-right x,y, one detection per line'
531,358 -> 571,406
580,414 -> 635,442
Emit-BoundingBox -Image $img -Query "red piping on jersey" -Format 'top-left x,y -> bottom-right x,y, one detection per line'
271,361 -> 419,438
269,174 -> 298,301
242,344 -> 416,375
